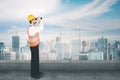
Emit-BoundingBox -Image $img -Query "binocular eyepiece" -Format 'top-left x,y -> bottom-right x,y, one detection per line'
35,17 -> 42,20
40,17 -> 42,20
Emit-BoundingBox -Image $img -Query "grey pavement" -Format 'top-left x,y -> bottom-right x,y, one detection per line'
0,71 -> 120,80
0,60 -> 120,80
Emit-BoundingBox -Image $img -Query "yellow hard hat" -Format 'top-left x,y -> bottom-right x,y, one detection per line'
27,14 -> 36,22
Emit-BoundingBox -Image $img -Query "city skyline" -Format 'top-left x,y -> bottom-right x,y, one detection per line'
0,0 -> 120,47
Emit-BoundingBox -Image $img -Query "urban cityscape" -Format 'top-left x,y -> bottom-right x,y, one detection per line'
0,0 -> 120,61
0,32 -> 120,61
0,0 -> 120,80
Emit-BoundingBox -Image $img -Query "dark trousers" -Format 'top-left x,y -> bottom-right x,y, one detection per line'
30,45 -> 39,76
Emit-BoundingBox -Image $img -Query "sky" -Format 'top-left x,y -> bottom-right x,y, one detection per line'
0,0 -> 120,47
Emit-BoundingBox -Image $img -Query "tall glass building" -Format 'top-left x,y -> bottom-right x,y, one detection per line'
98,37 -> 107,60
0,42 -> 5,60
12,36 -> 19,60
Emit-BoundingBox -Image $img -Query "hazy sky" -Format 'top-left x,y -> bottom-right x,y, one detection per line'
0,0 -> 120,46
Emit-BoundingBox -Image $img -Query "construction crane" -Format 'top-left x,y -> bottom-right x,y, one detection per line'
73,27 -> 81,53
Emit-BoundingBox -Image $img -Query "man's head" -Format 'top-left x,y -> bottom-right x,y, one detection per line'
28,14 -> 37,24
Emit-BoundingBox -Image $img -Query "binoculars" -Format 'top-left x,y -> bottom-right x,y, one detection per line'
39,17 -> 42,20
35,17 -> 42,20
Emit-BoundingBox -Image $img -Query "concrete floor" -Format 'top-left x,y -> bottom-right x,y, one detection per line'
0,71 -> 120,80
0,61 -> 120,80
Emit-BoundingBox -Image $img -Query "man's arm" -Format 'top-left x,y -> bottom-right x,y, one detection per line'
35,20 -> 44,32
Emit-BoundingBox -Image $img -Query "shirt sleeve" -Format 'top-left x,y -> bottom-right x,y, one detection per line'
28,21 -> 44,36
35,20 -> 44,33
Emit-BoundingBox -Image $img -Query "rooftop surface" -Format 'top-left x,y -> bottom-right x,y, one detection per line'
0,60 -> 120,80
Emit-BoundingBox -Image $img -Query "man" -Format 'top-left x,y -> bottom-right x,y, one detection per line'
27,14 -> 44,78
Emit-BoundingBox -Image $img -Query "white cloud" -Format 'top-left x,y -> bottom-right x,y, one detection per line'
45,0 -> 118,30
0,0 -> 60,20
0,0 -> 118,30
67,19 -> 120,31
0,0 -> 119,46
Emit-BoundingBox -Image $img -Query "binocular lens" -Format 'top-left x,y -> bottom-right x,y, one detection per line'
40,17 -> 42,20
35,17 -> 42,20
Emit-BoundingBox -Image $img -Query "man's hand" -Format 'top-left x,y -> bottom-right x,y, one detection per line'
37,17 -> 42,23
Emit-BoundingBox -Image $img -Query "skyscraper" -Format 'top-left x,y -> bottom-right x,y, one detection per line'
0,42 -> 5,60
98,37 -> 107,60
114,41 -> 120,48
107,43 -> 111,60
82,41 -> 86,52
114,41 -> 120,60
20,45 -> 31,60
71,40 -> 80,60
0,42 -> 5,49
12,36 -> 20,60
54,37 -> 62,60
90,42 -> 98,52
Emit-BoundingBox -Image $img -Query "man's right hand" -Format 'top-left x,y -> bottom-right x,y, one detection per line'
37,17 -> 42,23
